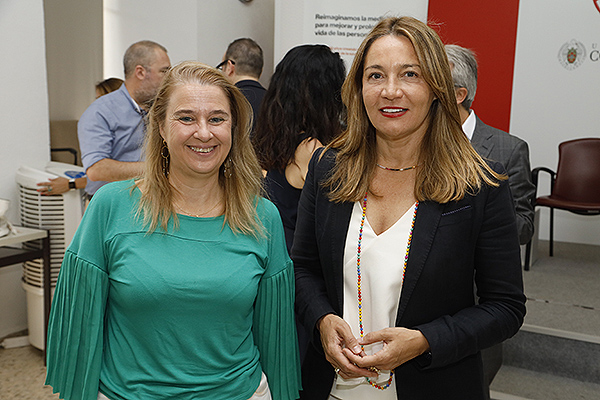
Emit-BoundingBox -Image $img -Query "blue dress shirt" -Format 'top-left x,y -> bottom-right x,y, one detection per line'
78,83 -> 146,195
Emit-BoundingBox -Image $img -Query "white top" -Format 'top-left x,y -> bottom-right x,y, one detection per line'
330,201 -> 417,399
462,109 -> 476,141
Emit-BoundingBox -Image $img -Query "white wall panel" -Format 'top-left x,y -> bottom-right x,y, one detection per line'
104,0 -> 274,87
274,0 -> 428,70
0,0 -> 50,338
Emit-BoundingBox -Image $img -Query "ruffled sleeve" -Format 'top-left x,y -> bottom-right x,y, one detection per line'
253,261 -> 301,400
45,251 -> 109,400
252,198 -> 301,400
44,182 -> 122,400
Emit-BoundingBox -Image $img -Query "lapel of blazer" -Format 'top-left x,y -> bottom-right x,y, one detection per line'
396,200 -> 444,324
470,116 -> 494,158
326,199 -> 354,316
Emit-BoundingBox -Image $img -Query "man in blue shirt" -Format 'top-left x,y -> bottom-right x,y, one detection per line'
78,40 -> 170,196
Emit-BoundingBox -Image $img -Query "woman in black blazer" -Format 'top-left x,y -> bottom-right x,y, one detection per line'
292,16 -> 526,400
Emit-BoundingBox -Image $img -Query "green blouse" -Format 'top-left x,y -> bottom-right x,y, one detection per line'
45,180 -> 301,400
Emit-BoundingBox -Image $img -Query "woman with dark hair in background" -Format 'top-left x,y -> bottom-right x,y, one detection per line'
252,44 -> 345,367
252,44 -> 346,253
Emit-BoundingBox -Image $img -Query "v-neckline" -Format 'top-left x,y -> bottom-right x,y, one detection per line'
363,202 -> 416,237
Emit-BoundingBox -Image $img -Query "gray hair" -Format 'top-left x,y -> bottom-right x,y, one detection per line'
225,38 -> 264,79
445,44 -> 478,110
123,40 -> 168,78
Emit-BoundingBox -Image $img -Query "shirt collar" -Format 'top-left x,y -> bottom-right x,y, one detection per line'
121,83 -> 146,116
461,109 -> 476,141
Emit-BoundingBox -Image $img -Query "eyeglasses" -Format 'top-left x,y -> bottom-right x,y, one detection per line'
216,59 -> 235,71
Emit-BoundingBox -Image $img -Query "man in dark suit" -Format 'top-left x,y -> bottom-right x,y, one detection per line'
446,44 -> 535,398
218,38 -> 266,133
446,44 -> 535,246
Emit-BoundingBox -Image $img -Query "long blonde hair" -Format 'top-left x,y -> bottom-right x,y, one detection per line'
138,61 -> 264,236
325,16 -> 503,203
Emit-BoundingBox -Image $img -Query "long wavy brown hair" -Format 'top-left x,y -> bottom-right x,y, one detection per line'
138,61 -> 264,236
325,16 -> 503,203
253,44 -> 346,171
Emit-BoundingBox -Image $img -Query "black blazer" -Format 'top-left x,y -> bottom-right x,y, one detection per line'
235,79 -> 266,133
292,149 -> 526,400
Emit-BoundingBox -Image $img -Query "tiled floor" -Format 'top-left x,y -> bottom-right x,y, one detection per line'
521,241 -> 600,337
0,345 -> 57,399
491,365 -> 600,400
489,240 -> 600,399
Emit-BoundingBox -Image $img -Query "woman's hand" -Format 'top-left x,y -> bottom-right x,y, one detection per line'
318,314 -> 378,380
342,327 -> 430,372
37,177 -> 69,195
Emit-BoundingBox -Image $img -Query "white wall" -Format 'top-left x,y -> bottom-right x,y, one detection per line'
510,0 -> 600,245
0,0 -> 51,338
44,0 -> 103,120
104,0 -> 275,87
274,0 -> 428,70
273,1 -> 304,66
195,1 -> 275,86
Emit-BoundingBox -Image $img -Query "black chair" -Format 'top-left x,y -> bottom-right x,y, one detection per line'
524,138 -> 600,269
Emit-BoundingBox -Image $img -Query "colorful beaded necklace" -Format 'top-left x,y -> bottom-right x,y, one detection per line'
356,192 -> 419,390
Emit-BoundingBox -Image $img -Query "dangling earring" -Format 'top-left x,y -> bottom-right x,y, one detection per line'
161,139 -> 170,177
222,157 -> 233,178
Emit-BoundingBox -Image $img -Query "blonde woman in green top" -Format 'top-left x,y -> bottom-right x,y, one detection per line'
46,62 -> 301,400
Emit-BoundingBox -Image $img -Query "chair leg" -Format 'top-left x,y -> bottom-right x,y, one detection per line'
549,207 -> 554,257
524,240 -> 532,271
